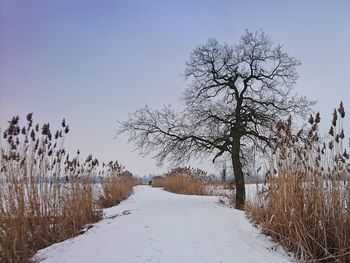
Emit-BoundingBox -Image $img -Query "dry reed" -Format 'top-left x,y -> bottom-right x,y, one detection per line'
247,102 -> 350,262
153,167 -> 207,195
97,161 -> 134,208
151,176 -> 165,188
0,114 -> 134,263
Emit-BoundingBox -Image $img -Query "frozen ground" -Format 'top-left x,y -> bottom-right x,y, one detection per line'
34,186 -> 291,263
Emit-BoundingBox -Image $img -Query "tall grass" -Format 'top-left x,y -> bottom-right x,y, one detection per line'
247,102 -> 350,262
97,161 -> 134,208
153,167 -> 206,195
0,114 -> 134,263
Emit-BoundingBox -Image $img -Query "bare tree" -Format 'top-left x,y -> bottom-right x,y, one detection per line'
118,30 -> 315,209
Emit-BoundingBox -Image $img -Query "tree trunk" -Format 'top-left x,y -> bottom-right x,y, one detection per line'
231,137 -> 245,210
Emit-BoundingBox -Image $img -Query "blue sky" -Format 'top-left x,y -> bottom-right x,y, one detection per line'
1,0 -> 349,175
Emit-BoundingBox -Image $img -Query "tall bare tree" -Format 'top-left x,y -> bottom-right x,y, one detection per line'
118,30 -> 314,209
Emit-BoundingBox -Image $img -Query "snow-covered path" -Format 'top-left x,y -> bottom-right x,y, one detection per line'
35,186 -> 291,263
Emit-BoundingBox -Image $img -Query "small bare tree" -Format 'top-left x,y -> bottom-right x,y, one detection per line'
118,30 -> 314,209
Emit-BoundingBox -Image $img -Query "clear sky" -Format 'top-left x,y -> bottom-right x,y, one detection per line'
1,0 -> 349,176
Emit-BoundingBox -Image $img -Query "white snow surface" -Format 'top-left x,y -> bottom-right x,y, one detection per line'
34,186 -> 291,263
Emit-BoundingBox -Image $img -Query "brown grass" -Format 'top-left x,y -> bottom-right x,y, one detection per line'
0,182 -> 100,263
247,103 -> 350,262
162,174 -> 204,195
151,176 -> 165,188
152,167 -> 207,195
0,114 -> 133,263
98,178 -> 134,208
97,161 -> 134,208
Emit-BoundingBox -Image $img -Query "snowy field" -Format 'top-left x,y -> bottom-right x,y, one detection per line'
34,185 -> 291,263
205,183 -> 265,204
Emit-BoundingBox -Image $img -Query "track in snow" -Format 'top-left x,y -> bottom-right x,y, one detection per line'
35,186 -> 291,263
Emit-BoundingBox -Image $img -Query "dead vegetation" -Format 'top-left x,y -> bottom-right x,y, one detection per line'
0,114 -> 134,263
247,102 -> 350,262
152,167 -> 207,195
97,161 -> 134,208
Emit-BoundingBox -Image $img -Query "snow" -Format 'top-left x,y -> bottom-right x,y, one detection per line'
34,186 -> 291,263
205,183 -> 266,205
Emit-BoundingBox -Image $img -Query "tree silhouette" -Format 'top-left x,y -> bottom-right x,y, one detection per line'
118,30 -> 314,209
